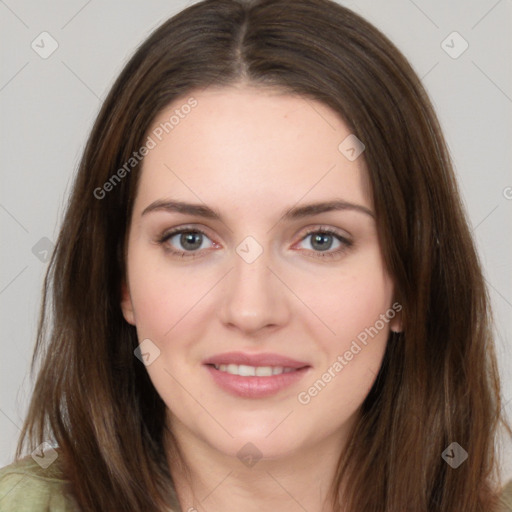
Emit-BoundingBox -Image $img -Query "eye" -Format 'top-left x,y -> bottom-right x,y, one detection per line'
295,227 -> 353,260
157,225 -> 353,260
157,227 -> 215,258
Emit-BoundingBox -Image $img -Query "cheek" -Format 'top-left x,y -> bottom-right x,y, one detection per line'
127,247 -> 208,337
293,258 -> 393,397
296,259 -> 394,350
293,268 -> 393,422
294,287 -> 391,428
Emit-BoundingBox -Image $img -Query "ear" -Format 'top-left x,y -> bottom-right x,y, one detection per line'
120,280 -> 136,325
389,301 -> 403,333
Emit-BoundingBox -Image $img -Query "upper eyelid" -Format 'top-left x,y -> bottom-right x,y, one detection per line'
160,224 -> 352,245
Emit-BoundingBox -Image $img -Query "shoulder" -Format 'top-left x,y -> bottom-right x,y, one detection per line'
0,452 -> 79,511
497,480 -> 512,512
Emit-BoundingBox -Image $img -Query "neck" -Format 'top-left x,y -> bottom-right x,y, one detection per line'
164,418 -> 352,512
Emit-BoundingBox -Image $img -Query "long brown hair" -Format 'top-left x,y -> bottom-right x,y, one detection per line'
15,0 -> 511,510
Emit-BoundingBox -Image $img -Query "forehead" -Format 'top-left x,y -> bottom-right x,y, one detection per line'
135,85 -> 372,216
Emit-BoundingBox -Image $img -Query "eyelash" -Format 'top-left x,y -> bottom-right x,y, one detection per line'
156,225 -> 353,260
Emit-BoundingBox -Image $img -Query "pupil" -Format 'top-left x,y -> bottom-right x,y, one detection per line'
312,233 -> 332,251
181,232 -> 202,250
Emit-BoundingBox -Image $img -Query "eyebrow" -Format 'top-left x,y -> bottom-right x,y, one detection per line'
141,198 -> 374,221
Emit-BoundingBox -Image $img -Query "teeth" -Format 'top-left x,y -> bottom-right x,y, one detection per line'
213,364 -> 298,376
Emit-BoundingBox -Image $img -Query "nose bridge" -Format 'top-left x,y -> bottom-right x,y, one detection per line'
219,235 -> 288,332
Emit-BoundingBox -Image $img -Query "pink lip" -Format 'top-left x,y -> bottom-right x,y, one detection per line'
202,351 -> 311,399
202,351 -> 310,368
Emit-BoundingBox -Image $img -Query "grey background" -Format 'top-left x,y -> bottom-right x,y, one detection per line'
1,0 -> 511,483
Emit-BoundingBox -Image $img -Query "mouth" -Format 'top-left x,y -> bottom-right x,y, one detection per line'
202,350 -> 310,369
206,363 -> 309,377
203,362 -> 311,399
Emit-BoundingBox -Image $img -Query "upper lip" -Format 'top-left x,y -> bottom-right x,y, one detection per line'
203,351 -> 310,369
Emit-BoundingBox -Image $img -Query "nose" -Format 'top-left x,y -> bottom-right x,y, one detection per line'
218,244 -> 291,336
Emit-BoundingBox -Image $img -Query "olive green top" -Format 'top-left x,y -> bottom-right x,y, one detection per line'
0,456 -> 80,512
1,456 -> 511,511
0,456 -> 180,512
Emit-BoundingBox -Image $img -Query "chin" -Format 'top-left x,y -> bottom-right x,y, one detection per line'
212,435 -> 301,464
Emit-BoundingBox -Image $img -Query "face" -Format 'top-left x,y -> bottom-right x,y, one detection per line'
121,85 -> 401,463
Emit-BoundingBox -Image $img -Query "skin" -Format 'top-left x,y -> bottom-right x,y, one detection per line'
121,84 -> 401,512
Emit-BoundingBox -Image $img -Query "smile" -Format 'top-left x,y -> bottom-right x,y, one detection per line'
212,364 -> 299,376
204,363 -> 310,398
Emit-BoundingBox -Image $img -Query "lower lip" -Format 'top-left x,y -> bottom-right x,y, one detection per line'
204,364 -> 310,399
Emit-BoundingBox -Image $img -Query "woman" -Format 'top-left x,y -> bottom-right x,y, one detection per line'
1,0 -> 511,510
